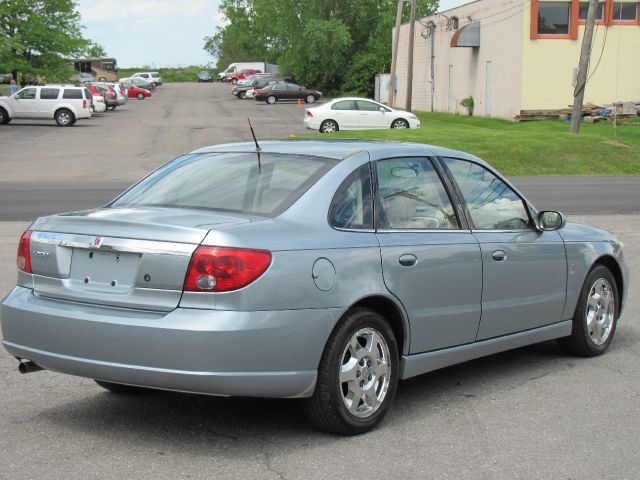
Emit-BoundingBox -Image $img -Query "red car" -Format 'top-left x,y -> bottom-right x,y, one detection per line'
227,68 -> 265,84
121,82 -> 152,100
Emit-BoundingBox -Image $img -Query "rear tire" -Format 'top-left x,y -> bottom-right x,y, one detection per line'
54,108 -> 74,127
238,91 -> 246,99
95,380 -> 150,395
558,265 -> 619,357
232,78 -> 238,85
320,119 -> 338,133
99,77 -> 107,82
303,308 -> 399,435
305,94 -> 316,104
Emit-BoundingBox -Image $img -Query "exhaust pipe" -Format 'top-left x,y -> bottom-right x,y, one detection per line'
18,360 -> 44,374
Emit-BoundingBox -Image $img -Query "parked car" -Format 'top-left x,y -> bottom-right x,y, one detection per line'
120,82 -> 152,100
0,84 -> 92,126
305,98 -> 420,133
227,68 -> 264,84
197,71 -> 212,82
96,82 -> 127,106
132,71 -> 162,86
0,140 -> 628,435
232,77 -> 288,99
254,83 -> 322,104
85,84 -> 107,113
93,84 -> 118,110
76,73 -> 94,84
121,76 -> 155,91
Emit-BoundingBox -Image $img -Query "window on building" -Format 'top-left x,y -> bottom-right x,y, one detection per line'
612,2 -> 638,20
537,2 -> 571,34
446,16 -> 459,30
578,1 -> 605,20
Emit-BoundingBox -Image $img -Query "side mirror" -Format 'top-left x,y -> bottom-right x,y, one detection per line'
379,107 -> 386,113
538,210 -> 566,231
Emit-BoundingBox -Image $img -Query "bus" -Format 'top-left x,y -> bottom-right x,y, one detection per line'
72,57 -> 119,82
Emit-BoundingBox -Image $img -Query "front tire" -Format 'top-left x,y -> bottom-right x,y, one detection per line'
99,77 -> 107,82
558,265 -> 619,357
266,95 -> 277,104
238,91 -> 246,99
391,118 -> 409,129
320,119 -> 338,133
54,108 -> 74,127
303,308 -> 399,435
137,92 -> 145,100
231,78 -> 238,85
0,107 -> 10,124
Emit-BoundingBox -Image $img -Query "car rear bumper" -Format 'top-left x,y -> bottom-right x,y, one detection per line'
1,287 -> 340,398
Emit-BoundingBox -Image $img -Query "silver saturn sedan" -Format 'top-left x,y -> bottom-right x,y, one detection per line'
1,140 -> 628,435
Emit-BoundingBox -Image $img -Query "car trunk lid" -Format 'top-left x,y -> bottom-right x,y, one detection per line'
27,207 -> 255,311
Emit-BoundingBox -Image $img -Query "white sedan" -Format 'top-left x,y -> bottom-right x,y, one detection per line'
304,97 -> 420,133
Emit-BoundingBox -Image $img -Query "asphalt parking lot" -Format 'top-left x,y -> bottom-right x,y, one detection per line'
0,83 -> 638,479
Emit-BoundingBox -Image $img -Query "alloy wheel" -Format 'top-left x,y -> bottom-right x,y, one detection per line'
586,278 -> 615,345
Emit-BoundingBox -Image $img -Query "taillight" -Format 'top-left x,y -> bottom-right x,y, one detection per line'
83,99 -> 87,108
184,246 -> 272,292
256,89 -> 264,94
306,110 -> 313,117
17,231 -> 32,273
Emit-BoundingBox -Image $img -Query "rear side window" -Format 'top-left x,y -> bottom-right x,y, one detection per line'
332,100 -> 356,110
377,157 -> 460,230
63,89 -> 83,99
329,164 -> 373,230
111,152 -> 338,217
40,88 -> 60,100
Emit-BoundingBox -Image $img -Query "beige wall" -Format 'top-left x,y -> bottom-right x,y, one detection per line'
522,0 -> 640,110
393,0 -> 525,119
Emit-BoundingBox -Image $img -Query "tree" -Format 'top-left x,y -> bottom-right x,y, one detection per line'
0,0 -> 88,84
86,42 -> 107,58
204,0 -> 437,95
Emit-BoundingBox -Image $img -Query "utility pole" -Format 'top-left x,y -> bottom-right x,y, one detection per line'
388,0 -> 404,108
405,0 -> 417,112
570,0 -> 599,134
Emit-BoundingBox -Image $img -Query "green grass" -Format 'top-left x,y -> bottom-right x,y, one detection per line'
302,111 -> 640,176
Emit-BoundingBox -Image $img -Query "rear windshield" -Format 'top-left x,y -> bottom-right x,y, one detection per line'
111,152 -> 337,216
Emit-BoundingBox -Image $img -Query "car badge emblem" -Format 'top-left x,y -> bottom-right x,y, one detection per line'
93,237 -> 104,248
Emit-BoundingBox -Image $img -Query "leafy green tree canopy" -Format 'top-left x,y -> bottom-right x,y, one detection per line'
85,42 -> 107,58
204,0 -> 437,96
0,0 -> 88,83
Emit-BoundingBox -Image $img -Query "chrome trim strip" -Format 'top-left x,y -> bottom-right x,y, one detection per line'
31,231 -> 195,256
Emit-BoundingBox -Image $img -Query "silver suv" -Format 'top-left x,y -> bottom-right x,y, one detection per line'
132,71 -> 162,86
0,85 -> 92,126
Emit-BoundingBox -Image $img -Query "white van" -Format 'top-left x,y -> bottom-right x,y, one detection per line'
132,72 -> 163,86
0,85 -> 92,126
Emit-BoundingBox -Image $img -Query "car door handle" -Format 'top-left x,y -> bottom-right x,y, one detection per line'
398,254 -> 417,267
492,250 -> 507,262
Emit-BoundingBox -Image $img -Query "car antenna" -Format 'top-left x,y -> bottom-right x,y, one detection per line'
247,117 -> 261,172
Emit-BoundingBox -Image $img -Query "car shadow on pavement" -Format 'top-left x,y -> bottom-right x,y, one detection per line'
28,338 -> 618,448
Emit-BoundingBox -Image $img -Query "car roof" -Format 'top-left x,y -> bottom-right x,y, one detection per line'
190,140 -> 487,165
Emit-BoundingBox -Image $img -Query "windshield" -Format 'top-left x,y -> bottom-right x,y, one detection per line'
111,152 -> 337,216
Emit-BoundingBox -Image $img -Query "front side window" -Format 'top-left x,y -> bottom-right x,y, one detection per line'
356,101 -> 382,112
612,2 -> 638,20
39,88 -> 60,100
332,100 -> 356,110
579,1 -> 605,20
376,157 -> 460,230
111,152 -> 337,217
538,2 -> 571,34
443,158 -> 532,230
16,88 -> 37,99
329,164 -> 373,230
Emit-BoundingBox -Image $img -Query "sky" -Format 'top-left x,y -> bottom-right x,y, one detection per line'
76,0 -> 223,68
76,0 -> 471,68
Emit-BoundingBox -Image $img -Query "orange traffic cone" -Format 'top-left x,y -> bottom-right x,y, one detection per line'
297,99 -> 302,107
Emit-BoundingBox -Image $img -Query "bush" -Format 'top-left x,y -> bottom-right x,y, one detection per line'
460,96 -> 474,116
